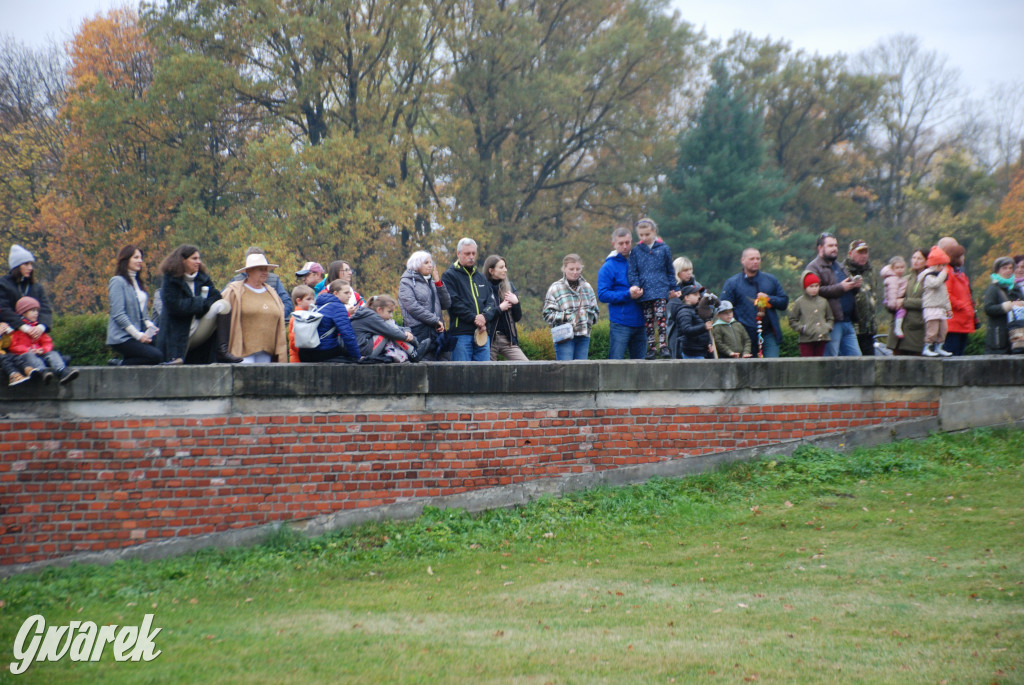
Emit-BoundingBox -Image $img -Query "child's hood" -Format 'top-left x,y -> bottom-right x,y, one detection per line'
880,264 -> 897,279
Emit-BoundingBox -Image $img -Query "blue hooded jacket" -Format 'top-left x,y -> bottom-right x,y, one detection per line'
627,238 -> 675,301
597,251 -> 643,327
313,291 -> 361,358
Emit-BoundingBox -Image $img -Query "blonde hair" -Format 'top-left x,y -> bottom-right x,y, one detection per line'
291,284 -> 314,302
673,256 -> 692,279
562,253 -> 583,268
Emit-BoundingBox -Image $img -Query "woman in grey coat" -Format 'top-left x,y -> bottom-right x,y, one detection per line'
398,251 -> 451,358
106,244 -> 165,365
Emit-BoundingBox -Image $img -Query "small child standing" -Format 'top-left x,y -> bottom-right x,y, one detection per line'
8,297 -> 79,384
711,301 -> 752,358
628,218 -> 679,359
288,285 -> 316,363
670,285 -> 712,359
920,247 -> 952,357
881,255 -> 908,338
788,272 -> 834,357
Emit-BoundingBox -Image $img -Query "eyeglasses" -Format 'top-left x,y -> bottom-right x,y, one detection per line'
341,266 -> 354,274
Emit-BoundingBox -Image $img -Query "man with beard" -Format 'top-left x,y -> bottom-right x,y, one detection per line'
842,240 -> 878,356
805,233 -> 861,356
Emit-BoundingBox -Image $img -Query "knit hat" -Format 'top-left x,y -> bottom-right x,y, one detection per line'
15,296 -> 40,316
8,245 -> 34,270
926,246 -> 949,267
802,272 -> 820,288
993,257 -> 1014,272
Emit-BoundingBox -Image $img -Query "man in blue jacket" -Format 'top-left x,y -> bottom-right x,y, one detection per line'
720,247 -> 789,357
598,227 -> 645,359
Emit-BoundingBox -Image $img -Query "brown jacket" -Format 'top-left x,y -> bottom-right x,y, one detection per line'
222,281 -> 287,362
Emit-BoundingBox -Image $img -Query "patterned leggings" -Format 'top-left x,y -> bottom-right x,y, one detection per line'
641,298 -> 667,355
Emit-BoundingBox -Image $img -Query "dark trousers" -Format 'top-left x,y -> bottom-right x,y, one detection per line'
111,339 -> 165,365
298,346 -> 356,363
799,341 -> 828,357
944,332 -> 969,356
857,333 -> 876,357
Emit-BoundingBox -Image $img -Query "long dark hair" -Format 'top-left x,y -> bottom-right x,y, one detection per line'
114,244 -> 146,291
159,244 -> 205,278
327,260 -> 345,283
483,254 -> 510,300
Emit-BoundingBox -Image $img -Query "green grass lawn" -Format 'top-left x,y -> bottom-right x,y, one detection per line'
2,428 -> 1023,684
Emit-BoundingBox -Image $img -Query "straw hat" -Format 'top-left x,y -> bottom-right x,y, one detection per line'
235,253 -> 279,273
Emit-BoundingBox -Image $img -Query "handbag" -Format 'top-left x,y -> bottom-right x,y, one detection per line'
292,305 -> 335,349
550,322 -> 574,343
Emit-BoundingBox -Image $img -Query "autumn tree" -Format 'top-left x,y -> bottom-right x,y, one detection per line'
36,8 -> 180,311
433,0 -> 701,294
654,59 -> 791,290
0,36 -> 68,263
722,34 -> 882,238
859,35 -> 964,232
981,169 -> 1024,279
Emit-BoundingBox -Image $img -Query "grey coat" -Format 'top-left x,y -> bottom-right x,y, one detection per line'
398,268 -> 451,329
106,275 -> 152,345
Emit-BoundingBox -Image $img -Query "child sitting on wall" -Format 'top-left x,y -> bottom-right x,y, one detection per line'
710,300 -> 752,358
288,285 -> 316,363
8,297 -> 79,384
1,315 -> 31,386
349,295 -> 431,362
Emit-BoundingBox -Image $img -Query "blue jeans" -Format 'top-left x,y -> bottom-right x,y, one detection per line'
555,335 -> 590,361
451,334 -> 490,361
608,322 -> 646,359
681,353 -> 706,360
743,326 -> 780,357
825,320 -> 862,357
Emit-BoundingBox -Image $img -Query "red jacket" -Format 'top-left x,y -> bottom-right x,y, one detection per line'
8,318 -> 54,354
945,266 -> 976,334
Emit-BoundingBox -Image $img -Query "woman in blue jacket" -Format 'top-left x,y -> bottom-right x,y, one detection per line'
298,280 -> 362,362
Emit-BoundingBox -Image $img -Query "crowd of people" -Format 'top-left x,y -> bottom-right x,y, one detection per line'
1,224 -> 1022,384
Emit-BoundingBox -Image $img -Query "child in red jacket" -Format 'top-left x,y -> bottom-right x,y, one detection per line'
8,296 -> 79,384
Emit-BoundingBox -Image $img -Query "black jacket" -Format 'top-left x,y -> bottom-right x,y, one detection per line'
157,272 -> 222,362
349,308 -> 408,357
0,273 -> 53,331
441,262 -> 496,336
486,279 -> 522,345
668,300 -> 710,357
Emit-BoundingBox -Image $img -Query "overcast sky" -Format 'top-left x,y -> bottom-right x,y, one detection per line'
3,0 -> 1023,98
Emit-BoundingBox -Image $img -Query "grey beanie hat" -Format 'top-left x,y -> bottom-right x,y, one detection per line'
8,245 -> 34,271
993,256 -> 1014,273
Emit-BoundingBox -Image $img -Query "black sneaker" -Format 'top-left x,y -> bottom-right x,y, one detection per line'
58,368 -> 79,385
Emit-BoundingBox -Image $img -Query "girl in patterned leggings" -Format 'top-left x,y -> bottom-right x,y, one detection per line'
627,218 -> 679,359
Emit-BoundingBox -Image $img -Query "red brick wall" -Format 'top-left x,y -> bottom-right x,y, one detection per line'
0,400 -> 939,568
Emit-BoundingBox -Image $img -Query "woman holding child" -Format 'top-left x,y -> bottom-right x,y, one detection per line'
220,253 -> 288,363
107,244 -> 165,365
886,249 -> 928,356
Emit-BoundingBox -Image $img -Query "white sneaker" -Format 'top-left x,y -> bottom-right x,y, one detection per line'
922,344 -> 939,357
936,345 -> 953,357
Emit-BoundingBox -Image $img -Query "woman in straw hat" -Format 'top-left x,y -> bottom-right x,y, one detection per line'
220,252 -> 288,364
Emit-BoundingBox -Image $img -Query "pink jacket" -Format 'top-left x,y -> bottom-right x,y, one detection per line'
880,265 -> 907,312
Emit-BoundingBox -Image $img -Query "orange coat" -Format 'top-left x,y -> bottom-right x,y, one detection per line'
945,266 -> 976,334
